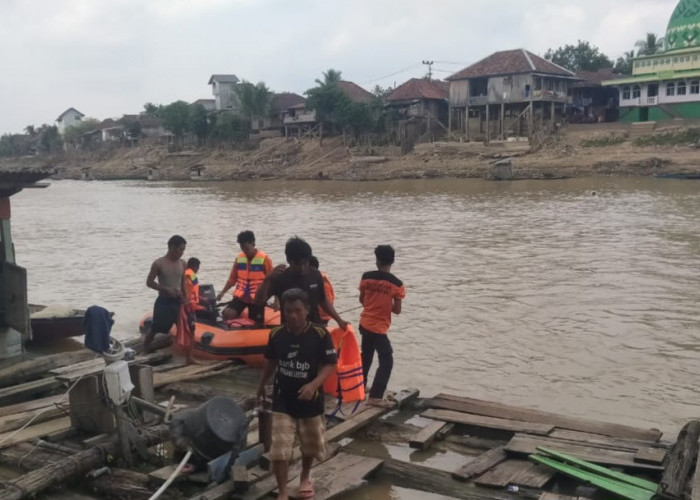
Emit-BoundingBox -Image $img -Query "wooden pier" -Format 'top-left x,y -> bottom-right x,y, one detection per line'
0,337 -> 694,500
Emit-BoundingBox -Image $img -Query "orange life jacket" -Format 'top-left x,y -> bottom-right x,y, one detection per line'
185,269 -> 200,306
233,251 -> 268,301
318,271 -> 334,322
323,325 -> 365,403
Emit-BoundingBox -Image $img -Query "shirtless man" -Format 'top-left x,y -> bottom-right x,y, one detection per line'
145,235 -> 187,352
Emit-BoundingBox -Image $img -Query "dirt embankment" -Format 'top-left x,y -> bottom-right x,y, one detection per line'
3,122 -> 700,181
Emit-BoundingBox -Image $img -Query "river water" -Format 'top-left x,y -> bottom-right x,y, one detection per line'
10,178 -> 700,436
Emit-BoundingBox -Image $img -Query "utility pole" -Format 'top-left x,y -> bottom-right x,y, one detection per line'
422,60 -> 434,80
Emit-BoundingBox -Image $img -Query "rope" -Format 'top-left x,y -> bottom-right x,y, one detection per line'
0,372 -> 88,448
147,450 -> 192,500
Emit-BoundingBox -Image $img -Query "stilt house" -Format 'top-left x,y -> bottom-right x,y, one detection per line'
447,49 -> 578,141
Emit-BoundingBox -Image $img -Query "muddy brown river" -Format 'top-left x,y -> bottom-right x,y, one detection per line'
11,178 -> 700,436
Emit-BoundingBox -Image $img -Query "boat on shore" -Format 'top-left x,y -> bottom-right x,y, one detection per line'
29,304 -> 113,343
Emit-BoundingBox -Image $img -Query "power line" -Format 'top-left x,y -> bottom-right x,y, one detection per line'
433,60 -> 470,65
360,63 -> 423,85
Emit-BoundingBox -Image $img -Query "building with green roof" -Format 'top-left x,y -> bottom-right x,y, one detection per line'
603,0 -> 700,122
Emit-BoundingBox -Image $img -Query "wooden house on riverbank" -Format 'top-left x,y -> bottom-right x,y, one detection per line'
386,78 -> 449,143
447,49 -> 578,142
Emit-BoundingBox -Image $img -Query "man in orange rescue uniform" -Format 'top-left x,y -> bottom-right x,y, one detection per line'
217,230 -> 273,323
359,245 -> 406,408
309,256 -> 334,326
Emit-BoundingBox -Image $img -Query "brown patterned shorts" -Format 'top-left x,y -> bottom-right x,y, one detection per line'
269,412 -> 326,462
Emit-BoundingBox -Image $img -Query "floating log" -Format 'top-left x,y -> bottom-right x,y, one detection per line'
0,424 -> 169,500
429,394 -> 662,442
655,420 -> 700,500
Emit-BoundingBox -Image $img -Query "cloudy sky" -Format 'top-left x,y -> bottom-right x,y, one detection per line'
0,0 -> 678,135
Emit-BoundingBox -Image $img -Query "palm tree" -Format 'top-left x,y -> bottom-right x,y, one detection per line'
636,33 -> 664,56
235,81 -> 272,126
316,69 -> 342,87
615,50 -> 636,74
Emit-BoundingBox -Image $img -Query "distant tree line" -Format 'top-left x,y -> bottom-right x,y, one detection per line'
0,124 -> 62,157
544,33 -> 666,74
143,71 -> 393,149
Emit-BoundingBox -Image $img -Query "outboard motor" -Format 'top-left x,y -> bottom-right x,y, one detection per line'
170,396 -> 249,470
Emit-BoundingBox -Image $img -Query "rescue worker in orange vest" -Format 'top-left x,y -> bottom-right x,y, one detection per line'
184,257 -> 205,311
217,230 -> 273,323
309,256 -> 334,326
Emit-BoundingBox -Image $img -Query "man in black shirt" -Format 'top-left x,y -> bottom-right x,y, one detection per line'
256,236 -> 348,329
258,288 -> 337,500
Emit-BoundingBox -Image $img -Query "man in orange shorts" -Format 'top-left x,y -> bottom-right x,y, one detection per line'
257,288 -> 337,500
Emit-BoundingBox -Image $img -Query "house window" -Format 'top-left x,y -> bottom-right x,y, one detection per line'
678,81 -> 687,95
666,58 -> 671,64
666,82 -> 676,96
632,85 -> 641,98
634,61 -> 640,68
691,80 -> 700,94
622,86 -> 631,100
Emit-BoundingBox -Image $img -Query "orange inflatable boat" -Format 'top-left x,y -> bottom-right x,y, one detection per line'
139,285 -> 281,366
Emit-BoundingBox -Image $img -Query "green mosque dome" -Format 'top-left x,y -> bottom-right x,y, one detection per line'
666,0 -> 700,51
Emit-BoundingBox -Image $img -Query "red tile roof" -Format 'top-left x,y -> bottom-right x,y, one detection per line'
337,81 -> 373,104
448,49 -> 575,80
271,92 -> 306,111
387,78 -> 449,101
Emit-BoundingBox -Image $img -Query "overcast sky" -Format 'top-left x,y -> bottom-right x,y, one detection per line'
0,0 -> 677,135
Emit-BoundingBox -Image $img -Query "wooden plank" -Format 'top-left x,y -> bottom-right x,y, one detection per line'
549,429 -> 665,451
409,420 -> 449,450
192,443 -> 340,500
431,394 -> 662,442
475,459 -> 530,487
452,446 -> 508,481
0,395 -> 63,418
0,417 -> 72,450
68,376 -> 114,434
381,458 -> 501,500
539,494 -> 586,500
509,461 -> 555,488
278,452 -> 382,500
0,406 -> 64,434
0,377 -> 62,406
50,358 -> 104,376
505,434 -> 663,470
153,361 -> 233,388
422,408 -> 554,435
634,447 -> 667,465
56,352 -> 170,383
148,464 -> 181,483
